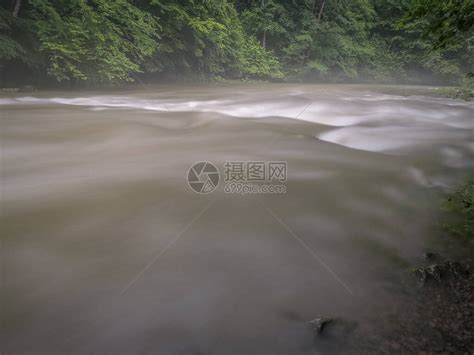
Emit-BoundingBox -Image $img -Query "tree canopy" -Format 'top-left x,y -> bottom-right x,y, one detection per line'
1,0 -> 472,86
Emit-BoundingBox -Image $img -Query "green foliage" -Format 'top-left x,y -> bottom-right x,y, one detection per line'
401,0 -> 474,49
0,9 -> 25,61
282,0 -> 378,81
147,0 -> 243,77
435,77 -> 474,100
397,0 -> 473,82
442,180 -> 474,243
239,35 -> 283,79
0,7 -> 37,66
239,0 -> 292,51
28,0 -> 159,83
0,0 -> 472,85
144,0 -> 281,80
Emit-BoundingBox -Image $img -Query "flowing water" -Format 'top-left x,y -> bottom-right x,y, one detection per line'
1,84 -> 473,354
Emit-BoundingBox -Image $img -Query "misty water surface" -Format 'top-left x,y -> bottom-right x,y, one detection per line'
1,84 -> 473,354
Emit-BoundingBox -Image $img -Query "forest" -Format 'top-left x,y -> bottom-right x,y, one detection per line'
1,0 -> 473,87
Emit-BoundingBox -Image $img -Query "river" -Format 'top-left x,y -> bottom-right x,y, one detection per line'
1,84 -> 473,354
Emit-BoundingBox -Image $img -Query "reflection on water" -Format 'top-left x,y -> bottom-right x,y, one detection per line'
1,84 -> 473,354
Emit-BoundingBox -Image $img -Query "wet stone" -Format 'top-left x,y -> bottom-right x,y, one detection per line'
423,251 -> 441,261
308,317 -> 332,335
413,260 -> 468,285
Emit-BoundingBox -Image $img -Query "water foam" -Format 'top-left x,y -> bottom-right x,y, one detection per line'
3,92 -> 472,154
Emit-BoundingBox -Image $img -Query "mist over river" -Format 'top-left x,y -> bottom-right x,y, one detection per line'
1,84 -> 473,354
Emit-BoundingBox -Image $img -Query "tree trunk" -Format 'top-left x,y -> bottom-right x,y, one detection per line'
261,0 -> 266,48
317,0 -> 325,21
12,0 -> 21,17
312,0 -> 318,15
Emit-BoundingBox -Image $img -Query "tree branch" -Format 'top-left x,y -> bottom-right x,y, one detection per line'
12,0 -> 21,17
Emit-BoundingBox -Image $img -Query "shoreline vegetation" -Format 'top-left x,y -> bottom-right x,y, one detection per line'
433,84 -> 474,100
1,1 -> 473,90
1,81 -> 473,102
396,180 -> 474,353
318,181 -> 474,353
442,180 -> 474,254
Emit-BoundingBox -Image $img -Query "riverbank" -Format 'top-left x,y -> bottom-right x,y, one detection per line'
0,80 -> 470,98
314,181 -> 474,353
433,79 -> 474,101
435,86 -> 474,101
388,181 -> 473,353
1,81 -> 472,106
360,181 -> 474,353
348,270 -> 474,354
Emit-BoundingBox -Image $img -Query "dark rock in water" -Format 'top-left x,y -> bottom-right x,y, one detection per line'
414,260 -> 468,284
428,264 -> 443,280
308,317 -> 332,335
306,317 -> 358,353
414,265 -> 442,283
444,261 -> 468,277
423,251 -> 441,261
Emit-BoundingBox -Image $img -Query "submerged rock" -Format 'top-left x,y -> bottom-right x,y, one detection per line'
423,251 -> 441,261
308,317 -> 332,335
306,316 -> 358,354
444,261 -> 467,277
414,260 -> 468,284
